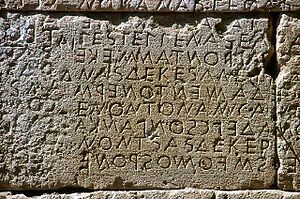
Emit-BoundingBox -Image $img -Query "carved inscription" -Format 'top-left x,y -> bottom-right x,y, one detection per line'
277,14 -> 300,191
195,0 -> 300,11
0,13 -> 275,189
1,0 -> 195,11
2,0 -> 300,11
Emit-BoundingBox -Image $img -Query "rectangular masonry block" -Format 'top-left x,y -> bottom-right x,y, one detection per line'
277,14 -> 300,191
0,13 -> 275,190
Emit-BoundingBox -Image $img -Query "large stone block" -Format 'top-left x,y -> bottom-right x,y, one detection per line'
0,13 -> 275,190
277,14 -> 300,191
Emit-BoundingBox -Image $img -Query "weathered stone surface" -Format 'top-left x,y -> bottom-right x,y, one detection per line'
0,13 -> 275,190
0,189 -> 215,199
3,190 -> 300,199
0,192 -> 13,198
216,190 -> 300,199
277,14 -> 300,191
1,0 -> 300,12
0,0 -> 195,12
195,0 -> 300,12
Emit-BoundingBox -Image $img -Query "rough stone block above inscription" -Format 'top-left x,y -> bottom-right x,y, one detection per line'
0,13 -> 275,190
0,0 -> 195,12
277,14 -> 300,191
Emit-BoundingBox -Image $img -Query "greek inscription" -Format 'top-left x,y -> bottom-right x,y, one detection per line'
0,14 -> 275,190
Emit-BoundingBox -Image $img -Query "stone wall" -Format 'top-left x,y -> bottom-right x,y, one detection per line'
0,0 -> 300,198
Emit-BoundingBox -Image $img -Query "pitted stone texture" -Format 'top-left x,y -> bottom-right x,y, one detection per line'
0,0 -> 195,12
1,190 -> 214,199
195,0 -> 300,12
3,191 -> 300,199
216,190 -> 300,199
277,14 -> 300,191
0,192 -> 13,198
0,13 -> 275,190
277,14 -> 300,69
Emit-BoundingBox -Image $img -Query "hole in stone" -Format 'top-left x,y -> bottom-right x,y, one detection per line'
247,67 -> 261,77
265,12 -> 280,80
215,21 -> 227,34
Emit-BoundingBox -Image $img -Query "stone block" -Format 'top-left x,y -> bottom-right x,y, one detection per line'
277,14 -> 300,191
0,13 -> 275,190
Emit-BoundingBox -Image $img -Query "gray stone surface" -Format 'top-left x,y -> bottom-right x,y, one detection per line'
277,14 -> 300,191
216,190 -> 300,199
0,13 -> 275,190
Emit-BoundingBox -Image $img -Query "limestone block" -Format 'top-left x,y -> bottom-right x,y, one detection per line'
216,190 -> 300,199
0,13 -> 275,190
195,0 -> 300,12
0,0 -> 195,12
277,14 -> 300,191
